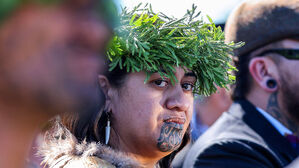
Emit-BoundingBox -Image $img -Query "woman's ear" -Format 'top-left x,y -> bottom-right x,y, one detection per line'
248,57 -> 279,92
98,74 -> 115,111
98,74 -> 110,97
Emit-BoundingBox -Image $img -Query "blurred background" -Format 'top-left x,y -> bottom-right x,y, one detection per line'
119,0 -> 246,27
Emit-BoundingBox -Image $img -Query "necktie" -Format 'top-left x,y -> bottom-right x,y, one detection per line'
285,133 -> 299,153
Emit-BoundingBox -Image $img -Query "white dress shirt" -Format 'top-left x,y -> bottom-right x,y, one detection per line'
256,107 -> 292,136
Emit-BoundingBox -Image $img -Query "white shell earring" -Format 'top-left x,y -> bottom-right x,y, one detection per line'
105,112 -> 111,145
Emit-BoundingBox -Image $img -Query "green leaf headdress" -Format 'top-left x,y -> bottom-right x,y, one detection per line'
109,4 -> 243,96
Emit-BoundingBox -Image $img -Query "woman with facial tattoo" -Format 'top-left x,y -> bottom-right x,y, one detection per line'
39,4 -> 241,168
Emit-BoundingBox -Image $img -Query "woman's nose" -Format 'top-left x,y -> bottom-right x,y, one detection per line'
165,86 -> 190,112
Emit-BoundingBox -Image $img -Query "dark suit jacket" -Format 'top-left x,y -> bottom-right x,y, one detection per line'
183,99 -> 298,168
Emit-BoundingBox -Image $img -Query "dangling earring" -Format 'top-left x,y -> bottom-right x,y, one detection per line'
105,111 -> 111,145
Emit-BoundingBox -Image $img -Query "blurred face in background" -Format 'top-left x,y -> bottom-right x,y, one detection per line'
0,4 -> 112,116
194,87 -> 232,126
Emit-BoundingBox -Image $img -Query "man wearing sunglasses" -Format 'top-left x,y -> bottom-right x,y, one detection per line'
183,0 -> 299,167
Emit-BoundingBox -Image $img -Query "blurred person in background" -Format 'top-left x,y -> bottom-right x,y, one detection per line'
183,0 -> 299,167
191,87 -> 232,141
0,0 -> 115,167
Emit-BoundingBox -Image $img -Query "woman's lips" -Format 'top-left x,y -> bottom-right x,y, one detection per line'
163,117 -> 186,125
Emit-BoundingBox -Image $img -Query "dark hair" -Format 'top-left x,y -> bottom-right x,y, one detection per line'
61,64 -> 190,167
231,53 -> 253,100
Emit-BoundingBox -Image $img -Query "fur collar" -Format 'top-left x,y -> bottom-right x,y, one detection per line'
38,120 -> 141,168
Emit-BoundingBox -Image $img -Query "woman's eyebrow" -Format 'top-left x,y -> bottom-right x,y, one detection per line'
184,72 -> 196,78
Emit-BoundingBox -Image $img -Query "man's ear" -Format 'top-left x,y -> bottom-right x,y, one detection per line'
249,57 -> 279,92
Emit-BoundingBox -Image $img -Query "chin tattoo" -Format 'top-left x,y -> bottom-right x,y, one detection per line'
157,122 -> 184,152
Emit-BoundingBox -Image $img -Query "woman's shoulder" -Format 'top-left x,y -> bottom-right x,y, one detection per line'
38,120 -> 140,168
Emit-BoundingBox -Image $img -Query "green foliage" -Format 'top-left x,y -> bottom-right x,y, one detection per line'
0,0 -> 21,22
107,4 -> 243,96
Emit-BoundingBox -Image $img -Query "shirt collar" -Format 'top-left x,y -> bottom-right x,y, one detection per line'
256,107 -> 292,136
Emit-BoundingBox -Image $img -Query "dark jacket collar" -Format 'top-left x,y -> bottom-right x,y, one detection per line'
236,99 -> 298,164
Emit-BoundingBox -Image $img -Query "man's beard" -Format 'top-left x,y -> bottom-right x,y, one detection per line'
280,74 -> 299,124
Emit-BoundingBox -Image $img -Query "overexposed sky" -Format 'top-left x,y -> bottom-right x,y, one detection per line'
118,0 -> 246,24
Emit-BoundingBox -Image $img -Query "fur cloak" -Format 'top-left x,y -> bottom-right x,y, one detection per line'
38,120 -> 141,168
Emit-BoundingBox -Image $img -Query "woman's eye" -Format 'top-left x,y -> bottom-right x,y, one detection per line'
182,83 -> 194,91
154,80 -> 168,88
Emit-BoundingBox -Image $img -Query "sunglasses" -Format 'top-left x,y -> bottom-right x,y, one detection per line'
259,49 -> 299,60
